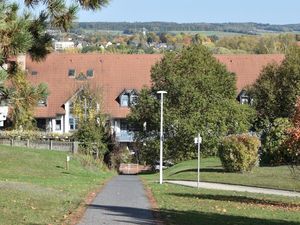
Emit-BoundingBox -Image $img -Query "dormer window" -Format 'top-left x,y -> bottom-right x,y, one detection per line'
237,90 -> 251,105
120,94 -> 129,107
130,94 -> 138,105
37,98 -> 47,107
117,89 -> 138,107
87,69 -> 94,77
68,69 -> 76,77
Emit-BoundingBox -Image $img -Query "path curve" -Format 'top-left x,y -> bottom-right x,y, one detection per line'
77,175 -> 156,225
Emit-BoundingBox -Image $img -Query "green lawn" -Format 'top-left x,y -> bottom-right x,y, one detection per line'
142,177 -> 300,225
0,145 -> 115,225
163,158 -> 300,192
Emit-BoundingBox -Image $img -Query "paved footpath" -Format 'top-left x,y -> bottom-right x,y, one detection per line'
166,180 -> 300,197
77,175 -> 156,225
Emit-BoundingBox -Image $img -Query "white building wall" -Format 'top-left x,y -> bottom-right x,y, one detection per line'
50,115 -> 64,133
64,101 -> 70,133
54,41 -> 75,51
112,119 -> 121,136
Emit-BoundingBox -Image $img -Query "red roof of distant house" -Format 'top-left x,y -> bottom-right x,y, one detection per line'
26,53 -> 284,118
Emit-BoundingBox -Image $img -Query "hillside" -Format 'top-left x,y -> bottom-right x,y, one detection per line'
0,145 -> 114,225
74,22 -> 300,35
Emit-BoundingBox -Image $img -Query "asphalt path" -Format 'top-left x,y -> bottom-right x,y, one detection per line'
166,180 -> 300,197
77,175 -> 156,225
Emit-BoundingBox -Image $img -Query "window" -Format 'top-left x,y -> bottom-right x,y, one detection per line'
120,120 -> 128,131
37,98 -> 47,107
69,102 -> 74,114
241,97 -> 249,104
68,69 -> 76,77
69,117 -> 78,130
120,94 -> 129,107
87,69 -> 94,77
130,94 -> 138,106
31,70 -> 38,75
55,119 -> 61,130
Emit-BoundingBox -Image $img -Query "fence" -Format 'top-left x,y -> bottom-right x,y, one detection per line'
0,138 -> 79,153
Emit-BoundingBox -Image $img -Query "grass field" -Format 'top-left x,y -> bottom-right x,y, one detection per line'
163,158 -> 300,192
142,177 -> 300,225
0,145 -> 114,225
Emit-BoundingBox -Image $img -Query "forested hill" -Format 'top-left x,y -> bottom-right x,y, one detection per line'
75,22 -> 300,34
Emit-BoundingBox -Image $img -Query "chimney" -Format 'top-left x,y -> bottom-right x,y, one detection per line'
17,54 -> 26,71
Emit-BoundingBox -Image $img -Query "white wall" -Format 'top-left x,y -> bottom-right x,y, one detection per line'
50,115 -> 64,133
112,119 -> 121,136
64,101 -> 70,133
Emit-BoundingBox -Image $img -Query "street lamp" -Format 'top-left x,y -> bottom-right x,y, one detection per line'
157,91 -> 167,185
194,133 -> 202,188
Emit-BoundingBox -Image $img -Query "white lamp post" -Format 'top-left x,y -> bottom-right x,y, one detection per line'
194,133 -> 202,188
157,91 -> 167,184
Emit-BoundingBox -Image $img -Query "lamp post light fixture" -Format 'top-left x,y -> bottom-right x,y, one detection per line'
157,90 -> 167,185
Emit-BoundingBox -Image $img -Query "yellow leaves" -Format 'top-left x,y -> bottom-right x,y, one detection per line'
214,205 -> 227,213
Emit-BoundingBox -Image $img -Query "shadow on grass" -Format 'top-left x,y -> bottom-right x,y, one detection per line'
169,193 -> 300,209
85,204 -> 299,225
170,167 -> 225,176
157,208 -> 300,225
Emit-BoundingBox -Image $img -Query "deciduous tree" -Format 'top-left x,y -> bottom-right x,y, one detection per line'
128,45 -> 255,164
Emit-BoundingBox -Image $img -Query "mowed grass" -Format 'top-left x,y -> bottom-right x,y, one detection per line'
142,176 -> 300,225
163,158 -> 300,192
0,145 -> 114,225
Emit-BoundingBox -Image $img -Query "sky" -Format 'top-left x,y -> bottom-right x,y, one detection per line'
74,0 -> 300,24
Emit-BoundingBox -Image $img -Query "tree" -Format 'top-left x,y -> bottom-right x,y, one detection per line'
249,46 -> 300,121
0,1 -> 51,129
8,69 -> 48,130
24,0 -> 109,30
128,45 -> 255,164
72,85 -> 109,160
0,0 -> 109,129
282,97 -> 300,177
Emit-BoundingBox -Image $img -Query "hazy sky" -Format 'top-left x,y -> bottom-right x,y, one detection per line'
75,0 -> 300,24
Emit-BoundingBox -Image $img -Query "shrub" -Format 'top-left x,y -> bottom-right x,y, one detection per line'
109,147 -> 133,169
260,118 -> 292,166
284,128 -> 300,178
218,134 -> 260,172
0,130 -> 73,140
281,98 -> 300,178
75,121 -> 108,160
75,154 -> 108,172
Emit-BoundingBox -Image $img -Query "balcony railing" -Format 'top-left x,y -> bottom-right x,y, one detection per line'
115,131 -> 134,142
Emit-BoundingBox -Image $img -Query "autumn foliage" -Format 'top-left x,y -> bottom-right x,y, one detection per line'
283,98 -> 300,174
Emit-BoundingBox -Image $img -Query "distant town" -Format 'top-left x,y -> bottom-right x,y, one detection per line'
50,22 -> 300,54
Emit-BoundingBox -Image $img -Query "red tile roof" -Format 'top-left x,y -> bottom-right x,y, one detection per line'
215,54 -> 284,92
26,53 -> 284,118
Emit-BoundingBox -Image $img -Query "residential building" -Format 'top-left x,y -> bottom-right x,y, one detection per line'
54,41 -> 75,51
25,53 -> 284,147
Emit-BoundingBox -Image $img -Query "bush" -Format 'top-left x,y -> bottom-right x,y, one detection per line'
75,154 -> 108,172
75,121 -> 108,160
218,134 -> 260,172
283,128 -> 300,178
0,130 -> 73,140
260,118 -> 292,166
109,147 -> 133,169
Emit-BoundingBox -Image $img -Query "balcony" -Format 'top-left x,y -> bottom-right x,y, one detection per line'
115,131 -> 134,143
